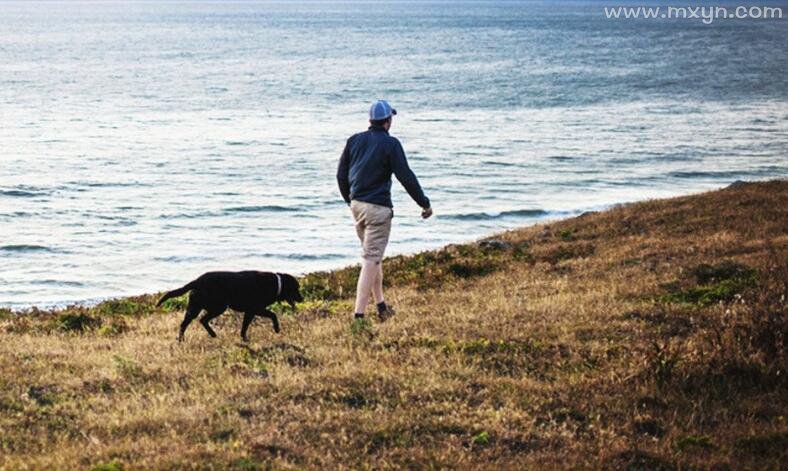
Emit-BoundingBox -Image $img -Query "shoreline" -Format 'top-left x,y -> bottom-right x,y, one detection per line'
0,180 -> 760,313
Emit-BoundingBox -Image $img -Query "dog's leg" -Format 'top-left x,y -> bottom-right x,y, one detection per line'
179,304 -> 201,342
199,308 -> 223,338
261,309 -> 281,334
240,312 -> 256,342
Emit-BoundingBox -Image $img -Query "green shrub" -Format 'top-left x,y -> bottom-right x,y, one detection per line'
97,320 -> 128,336
471,431 -> 490,446
93,299 -> 154,316
558,229 -> 575,241
300,269 -> 357,301
350,317 -> 375,339
159,295 -> 188,312
53,313 -> 99,332
90,459 -> 123,471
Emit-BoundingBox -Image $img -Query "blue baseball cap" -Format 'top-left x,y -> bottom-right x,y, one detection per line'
369,100 -> 397,121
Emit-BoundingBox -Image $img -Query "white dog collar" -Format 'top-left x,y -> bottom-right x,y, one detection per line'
275,273 -> 282,298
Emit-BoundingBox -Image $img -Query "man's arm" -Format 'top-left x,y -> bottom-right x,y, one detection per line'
337,137 -> 352,204
390,138 -> 430,209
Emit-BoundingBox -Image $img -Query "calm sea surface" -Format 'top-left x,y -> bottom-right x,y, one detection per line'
1,1 -> 787,308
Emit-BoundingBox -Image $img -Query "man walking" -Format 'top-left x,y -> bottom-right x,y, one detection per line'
337,100 -> 432,322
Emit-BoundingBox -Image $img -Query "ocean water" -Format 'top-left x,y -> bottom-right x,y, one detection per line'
1,1 -> 786,308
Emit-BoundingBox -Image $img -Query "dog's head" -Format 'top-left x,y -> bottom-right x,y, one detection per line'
280,273 -> 304,309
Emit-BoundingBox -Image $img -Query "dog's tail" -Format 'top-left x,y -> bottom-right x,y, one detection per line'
156,281 -> 197,307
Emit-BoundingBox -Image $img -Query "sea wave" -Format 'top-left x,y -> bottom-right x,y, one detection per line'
0,244 -> 56,253
258,253 -> 346,261
668,169 -> 779,179
225,140 -> 259,146
481,160 -> 524,167
0,189 -> 48,197
158,204 -> 299,219
67,181 -> 151,189
153,255 -> 216,263
442,209 -> 548,221
29,279 -> 85,287
224,205 -> 297,213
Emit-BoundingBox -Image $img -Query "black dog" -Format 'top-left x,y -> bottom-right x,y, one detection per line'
156,271 -> 303,342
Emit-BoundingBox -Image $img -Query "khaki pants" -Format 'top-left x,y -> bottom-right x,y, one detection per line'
350,200 -> 393,262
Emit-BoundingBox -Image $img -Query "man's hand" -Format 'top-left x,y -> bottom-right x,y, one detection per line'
421,206 -> 433,219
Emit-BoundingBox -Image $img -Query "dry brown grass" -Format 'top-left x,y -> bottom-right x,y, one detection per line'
1,180 -> 786,470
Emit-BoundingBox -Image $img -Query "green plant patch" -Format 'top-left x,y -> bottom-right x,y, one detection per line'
297,240 -> 531,298
659,261 -> 758,307
471,430 -> 491,446
659,278 -> 755,306
93,298 -> 155,317
159,295 -> 188,312
97,319 -> 128,337
52,313 -> 100,332
90,459 -> 124,471
299,269 -> 358,301
350,317 -> 375,339
213,347 -> 270,377
295,299 -> 348,318
558,229 -> 575,241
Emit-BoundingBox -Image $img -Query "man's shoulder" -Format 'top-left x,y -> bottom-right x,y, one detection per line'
369,132 -> 399,146
347,130 -> 372,144
385,135 -> 404,153
347,130 -> 400,149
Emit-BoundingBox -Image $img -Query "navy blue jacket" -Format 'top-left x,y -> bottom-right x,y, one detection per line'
337,125 -> 430,209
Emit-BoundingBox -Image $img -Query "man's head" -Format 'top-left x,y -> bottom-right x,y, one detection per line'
369,100 -> 396,131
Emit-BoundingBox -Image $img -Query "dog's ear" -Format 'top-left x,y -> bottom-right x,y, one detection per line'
284,275 -> 303,307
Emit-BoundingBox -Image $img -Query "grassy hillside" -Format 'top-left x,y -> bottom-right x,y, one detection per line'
1,181 -> 786,470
